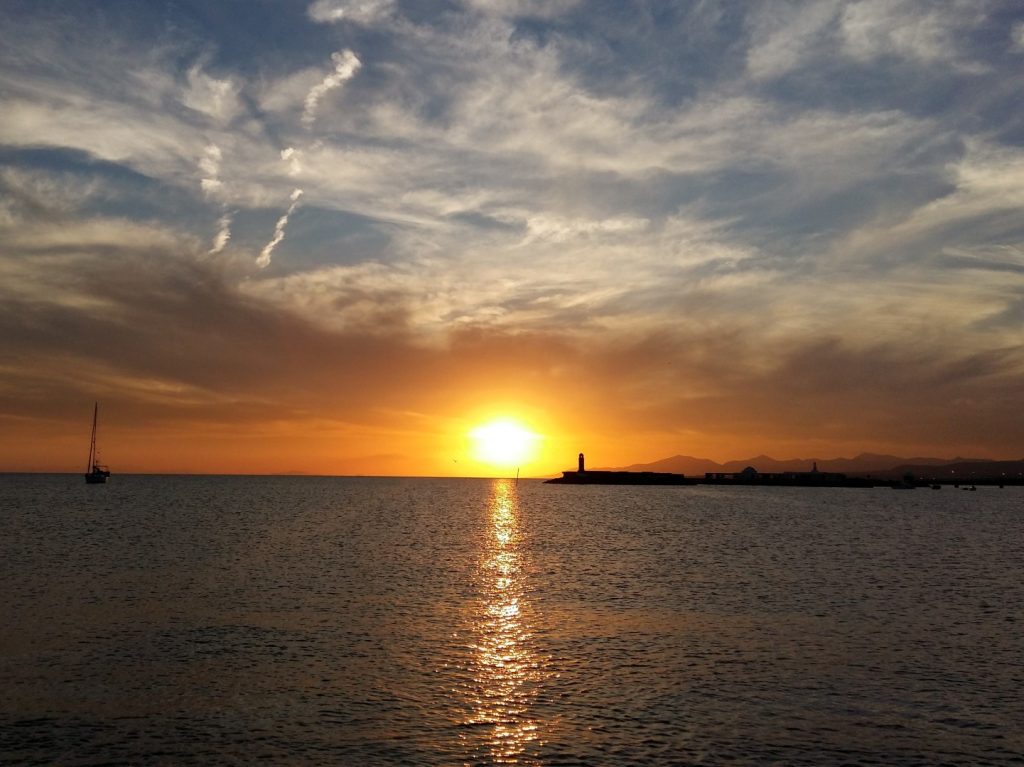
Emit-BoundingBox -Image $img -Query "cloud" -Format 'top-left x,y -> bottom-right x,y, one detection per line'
522,214 -> 650,244
301,49 -> 362,126
745,0 -> 840,80
828,138 -> 1024,275
0,16 -> 218,184
0,166 -> 100,221
839,0 -> 987,69
256,189 -> 304,268
3,240 -> 1022,468
745,0 -> 990,80
181,65 -> 240,125
1012,21 -> 1024,52
460,0 -> 582,18
235,209 -> 765,338
307,0 -> 394,25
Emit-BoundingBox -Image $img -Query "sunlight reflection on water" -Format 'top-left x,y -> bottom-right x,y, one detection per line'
462,479 -> 545,765
3,477 -> 1024,765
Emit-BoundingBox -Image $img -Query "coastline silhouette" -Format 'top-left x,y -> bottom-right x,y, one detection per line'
546,453 -> 1023,487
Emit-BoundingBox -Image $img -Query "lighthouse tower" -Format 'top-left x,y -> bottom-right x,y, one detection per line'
578,452 -> 585,472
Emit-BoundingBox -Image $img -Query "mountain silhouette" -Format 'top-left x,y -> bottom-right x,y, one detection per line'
609,452 -> 991,476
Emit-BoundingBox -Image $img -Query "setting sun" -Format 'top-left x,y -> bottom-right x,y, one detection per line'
469,420 -> 541,469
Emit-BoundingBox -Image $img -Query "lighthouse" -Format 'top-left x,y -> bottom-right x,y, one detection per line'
578,452 -> 585,472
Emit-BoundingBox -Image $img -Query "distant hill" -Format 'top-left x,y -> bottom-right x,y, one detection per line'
614,455 -> 724,475
610,452 -> 993,476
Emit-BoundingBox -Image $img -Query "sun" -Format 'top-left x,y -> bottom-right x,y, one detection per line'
469,419 -> 541,468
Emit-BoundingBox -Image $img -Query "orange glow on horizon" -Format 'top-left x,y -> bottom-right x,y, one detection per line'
2,392 -> 1008,478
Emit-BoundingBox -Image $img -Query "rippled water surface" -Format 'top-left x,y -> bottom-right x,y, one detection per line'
1,475 -> 1022,765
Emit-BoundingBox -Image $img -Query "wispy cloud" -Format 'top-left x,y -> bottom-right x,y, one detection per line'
746,0 -> 839,80
307,0 -> 394,25
839,0 -> 987,69
746,0 -> 991,79
1012,21 -> 1024,52
181,65 -> 240,125
460,0 -> 582,19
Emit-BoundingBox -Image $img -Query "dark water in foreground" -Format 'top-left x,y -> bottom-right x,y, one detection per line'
1,475 -> 1022,766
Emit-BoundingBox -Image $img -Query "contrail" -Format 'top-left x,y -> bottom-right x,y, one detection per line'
302,49 -> 361,126
281,146 -> 301,176
256,188 -> 303,268
199,144 -> 233,254
251,49 -> 359,266
209,213 -> 233,254
199,143 -> 223,196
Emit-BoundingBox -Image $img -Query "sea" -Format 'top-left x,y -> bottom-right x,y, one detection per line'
1,474 -> 1022,766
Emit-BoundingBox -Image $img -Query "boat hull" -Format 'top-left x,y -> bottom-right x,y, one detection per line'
84,468 -> 110,484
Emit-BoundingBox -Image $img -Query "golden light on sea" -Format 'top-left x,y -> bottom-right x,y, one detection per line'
461,479 -> 546,764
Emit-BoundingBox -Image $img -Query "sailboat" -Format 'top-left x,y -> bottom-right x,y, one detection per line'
84,402 -> 111,484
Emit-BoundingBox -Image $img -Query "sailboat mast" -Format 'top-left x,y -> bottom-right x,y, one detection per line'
87,402 -> 98,471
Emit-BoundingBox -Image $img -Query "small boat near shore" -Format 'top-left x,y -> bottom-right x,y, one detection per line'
84,402 -> 111,484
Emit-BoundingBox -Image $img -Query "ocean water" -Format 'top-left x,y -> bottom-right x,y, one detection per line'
1,475 -> 1022,766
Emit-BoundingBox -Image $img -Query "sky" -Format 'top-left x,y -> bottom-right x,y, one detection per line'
1,0 -> 1023,476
